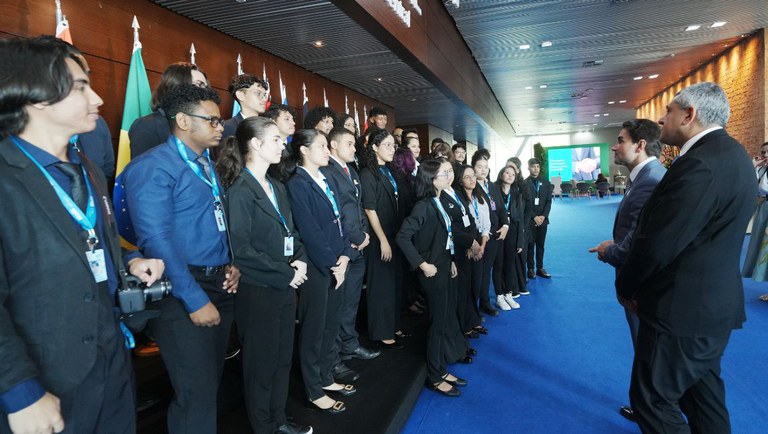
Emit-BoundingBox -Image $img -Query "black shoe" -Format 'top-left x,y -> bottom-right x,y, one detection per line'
473,326 -> 488,335
332,363 -> 360,383
465,330 -> 480,339
519,288 -> 530,295
323,384 -> 357,397
275,422 -> 313,434
466,348 -> 477,356
619,406 -> 636,422
427,381 -> 460,397
479,304 -> 499,317
340,346 -> 381,361
395,330 -> 413,338
536,268 -> 551,278
306,399 -> 346,414
379,340 -> 403,350
442,374 -> 468,387
527,269 -> 536,279
459,356 -> 473,364
136,390 -> 161,412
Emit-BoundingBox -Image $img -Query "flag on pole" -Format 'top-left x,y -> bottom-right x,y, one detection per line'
362,104 -> 369,135
114,16 -> 153,249
302,83 -> 309,119
279,71 -> 288,105
262,63 -> 271,111
189,43 -> 196,65
232,54 -> 243,117
55,1 -> 72,43
353,101 -> 360,136
323,88 -> 329,108
344,95 -> 349,115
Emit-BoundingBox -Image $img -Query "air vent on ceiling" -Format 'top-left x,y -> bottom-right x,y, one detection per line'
582,60 -> 604,67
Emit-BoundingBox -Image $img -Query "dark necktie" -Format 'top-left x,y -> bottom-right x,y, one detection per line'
197,156 -> 212,181
55,161 -> 88,211
343,165 -> 351,179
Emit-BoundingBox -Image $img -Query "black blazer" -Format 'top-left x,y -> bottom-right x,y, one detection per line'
440,190 -> 477,252
397,197 -> 452,269
225,171 -> 307,290
500,185 -> 526,250
286,167 -> 354,275
360,165 -> 401,237
128,109 -> 170,159
321,158 -> 369,259
616,129 -> 756,336
220,113 -> 244,146
525,176 -> 553,224
0,137 -> 122,397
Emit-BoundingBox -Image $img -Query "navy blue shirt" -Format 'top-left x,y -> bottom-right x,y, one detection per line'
121,135 -> 230,313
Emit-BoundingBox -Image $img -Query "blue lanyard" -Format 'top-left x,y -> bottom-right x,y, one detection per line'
472,196 -> 480,219
433,197 -> 454,254
449,189 -> 466,216
534,179 -> 540,195
245,168 -> 291,235
379,166 -> 399,200
174,137 -> 221,203
480,179 -> 490,194
323,179 -> 344,237
506,190 -> 512,211
12,137 -> 99,247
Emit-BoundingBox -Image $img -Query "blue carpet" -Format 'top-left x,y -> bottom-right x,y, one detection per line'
402,195 -> 768,434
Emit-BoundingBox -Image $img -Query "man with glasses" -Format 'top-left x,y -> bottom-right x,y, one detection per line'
121,83 -> 241,433
221,74 -> 269,144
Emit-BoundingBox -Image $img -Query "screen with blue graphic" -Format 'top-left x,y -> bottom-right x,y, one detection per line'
547,146 -> 601,182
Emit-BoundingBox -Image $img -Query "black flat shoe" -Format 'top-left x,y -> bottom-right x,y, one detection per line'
331,362 -> 360,383
395,330 -> 413,338
442,374 -> 468,387
536,268 -> 552,278
306,399 -> 346,414
323,384 -> 357,397
380,340 -> 403,350
473,326 -> 488,334
427,381 -> 460,397
275,422 -> 313,434
619,406 -> 636,422
527,269 -> 536,279
459,356 -> 473,364
465,330 -> 480,339
466,348 -> 477,356
479,304 -> 499,316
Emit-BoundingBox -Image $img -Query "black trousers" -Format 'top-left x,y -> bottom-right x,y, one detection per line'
297,263 -> 343,401
334,254 -> 365,358
418,258 -> 452,385
455,253 -> 482,332
499,222 -> 526,295
365,236 -> 403,341
630,323 -> 732,434
478,237 -> 501,308
148,273 -> 234,434
235,282 -> 295,434
527,223 -> 548,271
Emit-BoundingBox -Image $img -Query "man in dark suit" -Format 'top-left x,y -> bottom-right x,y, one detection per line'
617,82 -> 755,433
525,158 -> 552,278
220,74 -> 269,145
0,36 -> 163,434
589,119 -> 666,422
321,128 -> 381,384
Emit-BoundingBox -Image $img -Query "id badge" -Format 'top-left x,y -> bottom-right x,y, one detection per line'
86,249 -> 108,282
214,203 -> 227,232
462,215 -> 471,227
284,236 -> 294,256
490,199 -> 496,211
534,197 -> 540,206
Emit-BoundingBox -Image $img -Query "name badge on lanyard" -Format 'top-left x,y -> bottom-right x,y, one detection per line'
535,198 -> 540,206
462,215 -> 471,227
214,202 -> 226,232
175,137 -> 226,232
284,236 -> 295,256
86,249 -> 108,282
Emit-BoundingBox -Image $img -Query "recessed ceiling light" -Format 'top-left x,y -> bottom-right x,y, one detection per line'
608,101 -> 615,104
539,107 -> 545,110
540,41 -> 553,47
525,86 -> 533,90
668,53 -> 676,57
619,100 -> 627,103
685,25 -> 701,31
539,84 -> 548,88
633,76 -> 643,80
711,21 -> 727,27
592,123 -> 598,126
519,44 -> 531,50
594,114 -> 601,117
648,74 -> 659,79
603,113 -> 609,116
312,40 -> 326,48
375,77 -> 383,82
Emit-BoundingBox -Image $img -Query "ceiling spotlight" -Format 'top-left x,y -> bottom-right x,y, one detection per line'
540,41 -> 553,47
619,100 -> 627,103
592,123 -> 598,126
603,113 -> 609,116
648,74 -> 659,79
312,40 -> 326,48
375,77 -> 383,82
608,101 -> 615,104
539,84 -> 547,88
594,114 -> 601,117
633,76 -> 643,80
519,44 -> 531,50
711,21 -> 727,27
685,25 -> 701,31
525,86 -> 533,90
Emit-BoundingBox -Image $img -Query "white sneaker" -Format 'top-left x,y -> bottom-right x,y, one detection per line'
504,293 -> 521,309
496,295 -> 512,311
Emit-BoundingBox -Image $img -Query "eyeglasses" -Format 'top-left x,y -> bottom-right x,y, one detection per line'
462,174 -> 477,180
238,86 -> 268,100
436,169 -> 454,178
181,112 -> 225,128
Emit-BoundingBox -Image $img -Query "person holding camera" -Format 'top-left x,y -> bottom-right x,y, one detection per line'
121,83 -> 241,433
0,36 -> 164,434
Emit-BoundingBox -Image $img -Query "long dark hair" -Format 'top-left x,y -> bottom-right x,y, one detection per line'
273,129 -> 324,182
414,159 -> 442,199
215,117 -> 277,188
453,164 -> 486,205
359,128 -> 394,171
151,62 -> 207,111
494,166 -> 521,209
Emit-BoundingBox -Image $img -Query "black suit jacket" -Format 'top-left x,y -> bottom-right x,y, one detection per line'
0,137 -> 122,397
440,190 -> 477,252
286,168 -> 354,275
225,171 -> 307,290
397,197 -> 452,269
128,109 -> 170,159
321,158 -> 369,260
616,129 -> 756,336
220,113 -> 244,146
525,176 -> 553,224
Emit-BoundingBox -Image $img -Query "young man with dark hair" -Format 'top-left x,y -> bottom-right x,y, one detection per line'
367,106 -> 388,130
222,74 -> 269,142
121,83 -> 241,433
263,103 -> 297,144
303,106 -> 336,134
525,158 -> 552,279
0,36 -> 163,434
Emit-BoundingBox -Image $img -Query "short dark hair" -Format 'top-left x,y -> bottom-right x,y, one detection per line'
414,159 -> 442,199
328,126 -> 354,145
303,106 -> 336,130
151,62 -> 207,111
528,157 -> 541,167
368,106 -> 387,118
471,148 -> 491,167
622,119 -> 662,158
162,83 -> 221,130
228,74 -> 268,102
0,36 -> 88,136
403,128 -> 418,138
263,103 -> 296,121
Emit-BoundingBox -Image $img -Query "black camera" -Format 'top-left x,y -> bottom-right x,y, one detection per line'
118,273 -> 172,314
